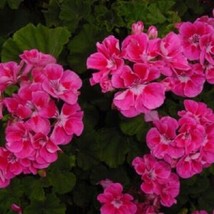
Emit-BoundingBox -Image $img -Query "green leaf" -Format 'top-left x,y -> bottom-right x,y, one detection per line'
120,115 -> 145,137
120,115 -> 149,142
0,0 -> 23,9
0,0 -> 6,9
7,0 -> 24,9
0,178 -> 24,212
95,128 -> 130,168
73,182 -> 97,207
157,0 -> 176,11
59,0 -> 92,33
43,0 -> 62,27
90,164 -> 130,186
67,24 -> 105,73
147,3 -> 166,24
49,170 -> 76,194
24,193 -> 66,214
113,1 -> 148,27
77,151 -> 99,171
30,181 -> 45,201
198,191 -> 214,211
47,154 -> 76,194
1,23 -> 71,62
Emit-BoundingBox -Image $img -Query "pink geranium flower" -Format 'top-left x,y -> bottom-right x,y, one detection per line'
4,83 -> 57,120
205,63 -> 214,84
11,203 -> 23,214
0,62 -> 20,92
131,21 -> 144,35
166,63 -> 205,97
42,64 -> 82,105
132,155 -> 171,195
112,64 -> 165,117
174,122 -> 205,155
178,21 -> 213,60
87,35 -> 123,92
20,49 -> 56,66
5,121 -> 34,159
160,32 -> 190,72
51,103 -> 84,145
176,153 -> 203,178
87,35 -> 123,71
200,124 -> 214,165
159,173 -> 180,207
178,99 -> 214,126
146,116 -> 183,159
97,182 -> 137,214
31,133 -> 60,169
0,148 -> 21,178
122,33 -> 160,63
199,33 -> 214,65
192,210 -> 208,214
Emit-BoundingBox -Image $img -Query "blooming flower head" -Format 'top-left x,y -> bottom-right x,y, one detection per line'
166,63 -> 205,97
112,64 -> 165,117
50,103 -> 84,145
42,64 -> 82,105
0,49 -> 83,188
178,20 -> 213,60
0,62 -> 20,92
20,49 -> 56,67
146,116 -> 183,159
97,182 -> 137,214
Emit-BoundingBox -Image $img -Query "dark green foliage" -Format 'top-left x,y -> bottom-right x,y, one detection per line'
0,0 -> 213,213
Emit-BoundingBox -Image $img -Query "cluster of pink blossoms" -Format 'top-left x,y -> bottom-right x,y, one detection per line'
132,154 -> 180,208
97,181 -> 137,214
0,49 -> 83,188
97,179 -> 165,214
147,99 -> 214,179
90,12 -> 214,214
87,13 -> 214,118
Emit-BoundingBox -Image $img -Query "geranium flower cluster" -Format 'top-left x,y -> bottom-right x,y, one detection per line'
132,154 -> 180,208
0,49 -> 83,188
87,14 -> 214,118
97,181 -> 137,214
92,12 -> 214,214
146,99 -> 214,179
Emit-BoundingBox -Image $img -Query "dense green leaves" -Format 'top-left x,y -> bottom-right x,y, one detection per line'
67,24 -> 103,73
0,0 -> 23,9
95,128 -> 131,168
25,194 -> 66,214
1,24 -> 70,61
59,0 -> 92,33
